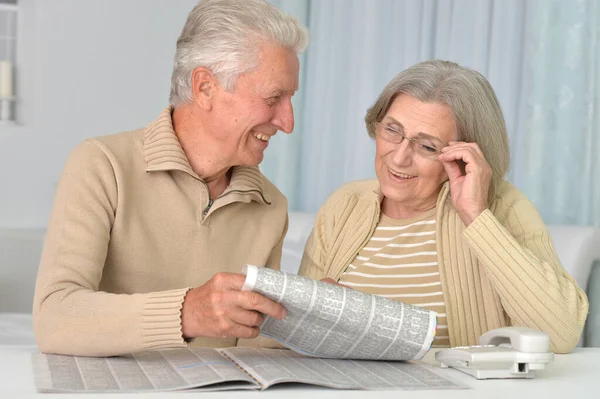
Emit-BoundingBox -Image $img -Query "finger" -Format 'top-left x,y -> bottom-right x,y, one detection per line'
442,142 -> 471,150
238,291 -> 287,320
211,272 -> 247,291
441,159 -> 463,181
320,278 -> 352,290
443,142 -> 485,157
223,323 -> 261,339
438,146 -> 481,166
440,146 -> 492,179
440,143 -> 478,155
442,141 -> 467,150
229,308 -> 265,327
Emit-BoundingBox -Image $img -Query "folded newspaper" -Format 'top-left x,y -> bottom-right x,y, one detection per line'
242,264 -> 437,361
32,347 -> 468,392
31,267 -> 451,393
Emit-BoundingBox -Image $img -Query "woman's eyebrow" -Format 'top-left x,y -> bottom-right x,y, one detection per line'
382,117 -> 406,133
415,132 -> 444,143
383,117 -> 443,143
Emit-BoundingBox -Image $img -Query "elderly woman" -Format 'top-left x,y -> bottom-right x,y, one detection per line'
298,60 -> 588,354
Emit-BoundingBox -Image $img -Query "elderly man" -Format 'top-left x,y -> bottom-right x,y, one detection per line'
33,0 -> 308,356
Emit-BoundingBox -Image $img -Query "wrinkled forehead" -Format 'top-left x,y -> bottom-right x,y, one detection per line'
384,95 -> 459,143
248,43 -> 300,94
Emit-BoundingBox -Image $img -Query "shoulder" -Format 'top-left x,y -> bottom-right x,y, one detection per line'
87,128 -> 145,161
319,179 -> 379,217
492,180 -> 535,212
326,179 -> 379,205
66,128 -> 144,164
490,180 -> 547,233
59,129 -> 146,195
260,173 -> 288,213
65,128 -> 146,176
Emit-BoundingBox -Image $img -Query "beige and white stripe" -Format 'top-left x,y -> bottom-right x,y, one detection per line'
338,208 -> 449,347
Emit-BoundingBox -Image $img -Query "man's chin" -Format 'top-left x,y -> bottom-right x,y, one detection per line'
239,153 -> 264,167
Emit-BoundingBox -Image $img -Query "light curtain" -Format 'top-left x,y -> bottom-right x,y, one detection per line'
513,0 -> 600,226
261,0 -> 310,211
262,0 -> 599,226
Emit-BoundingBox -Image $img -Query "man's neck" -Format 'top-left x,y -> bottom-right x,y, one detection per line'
172,105 -> 232,199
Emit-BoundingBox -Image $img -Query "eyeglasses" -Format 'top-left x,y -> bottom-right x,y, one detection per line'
372,122 -> 446,159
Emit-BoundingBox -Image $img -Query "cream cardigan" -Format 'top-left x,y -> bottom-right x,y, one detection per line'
298,179 -> 588,353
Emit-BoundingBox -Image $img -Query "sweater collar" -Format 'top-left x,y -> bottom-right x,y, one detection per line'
368,180 -> 451,207
143,106 -> 270,202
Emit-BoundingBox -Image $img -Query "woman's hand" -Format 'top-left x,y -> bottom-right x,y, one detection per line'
438,141 -> 492,226
320,278 -> 349,288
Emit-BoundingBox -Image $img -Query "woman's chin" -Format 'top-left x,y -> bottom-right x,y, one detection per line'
380,174 -> 415,193
380,185 -> 409,204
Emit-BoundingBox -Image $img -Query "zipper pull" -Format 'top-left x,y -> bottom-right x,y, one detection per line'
203,199 -> 214,216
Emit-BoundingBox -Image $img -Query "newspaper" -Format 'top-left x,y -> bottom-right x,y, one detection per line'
32,347 -> 468,392
242,265 -> 437,361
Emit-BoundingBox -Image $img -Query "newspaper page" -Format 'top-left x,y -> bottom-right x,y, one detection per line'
32,347 -> 468,393
242,264 -> 437,361
223,347 -> 468,390
31,348 -> 258,393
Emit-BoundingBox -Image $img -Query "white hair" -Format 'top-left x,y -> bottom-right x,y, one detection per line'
169,0 -> 308,106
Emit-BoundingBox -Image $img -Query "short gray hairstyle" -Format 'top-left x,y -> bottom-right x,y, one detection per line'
169,0 -> 308,106
365,60 -> 510,204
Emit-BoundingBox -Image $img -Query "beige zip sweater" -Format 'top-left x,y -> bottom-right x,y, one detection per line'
33,107 -> 288,356
298,179 -> 588,353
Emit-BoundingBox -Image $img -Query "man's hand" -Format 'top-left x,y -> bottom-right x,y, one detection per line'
181,272 -> 286,340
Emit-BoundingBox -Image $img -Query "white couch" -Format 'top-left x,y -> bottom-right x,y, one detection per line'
1,214 -> 599,345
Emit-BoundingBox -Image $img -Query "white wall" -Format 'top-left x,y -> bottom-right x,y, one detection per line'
0,0 -> 198,228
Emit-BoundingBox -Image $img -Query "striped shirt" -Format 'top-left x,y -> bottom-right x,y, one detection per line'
338,207 -> 449,347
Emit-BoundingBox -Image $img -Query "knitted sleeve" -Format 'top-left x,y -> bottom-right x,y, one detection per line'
298,226 -> 328,280
33,141 -> 188,356
463,200 -> 589,353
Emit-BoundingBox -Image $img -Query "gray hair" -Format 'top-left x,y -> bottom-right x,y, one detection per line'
169,0 -> 308,106
365,60 -> 510,204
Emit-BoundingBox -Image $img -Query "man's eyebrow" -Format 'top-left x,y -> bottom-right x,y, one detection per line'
265,88 -> 296,97
383,116 -> 443,143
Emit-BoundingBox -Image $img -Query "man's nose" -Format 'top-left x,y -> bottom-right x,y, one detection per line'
272,98 -> 294,134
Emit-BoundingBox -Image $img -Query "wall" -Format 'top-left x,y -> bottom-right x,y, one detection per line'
0,0 -> 198,228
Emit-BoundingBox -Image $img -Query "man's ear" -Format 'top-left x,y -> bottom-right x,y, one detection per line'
191,67 -> 217,110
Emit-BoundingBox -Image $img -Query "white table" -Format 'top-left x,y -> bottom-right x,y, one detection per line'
2,313 -> 600,398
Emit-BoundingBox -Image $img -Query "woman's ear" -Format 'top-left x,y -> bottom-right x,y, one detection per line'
191,67 -> 216,110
